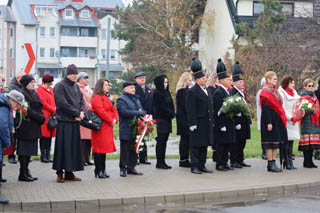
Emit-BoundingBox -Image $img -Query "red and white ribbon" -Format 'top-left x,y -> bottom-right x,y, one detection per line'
135,114 -> 153,153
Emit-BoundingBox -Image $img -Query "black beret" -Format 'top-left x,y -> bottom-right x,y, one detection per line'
122,82 -> 136,89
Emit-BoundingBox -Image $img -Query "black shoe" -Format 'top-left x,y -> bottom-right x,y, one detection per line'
0,194 -> 9,204
179,160 -> 191,168
41,156 -> 49,163
231,163 -> 242,169
120,170 -> 126,177
8,158 -> 17,164
311,162 -> 318,168
224,165 -> 234,170
239,162 -> 251,167
156,164 -> 169,169
216,165 -> 228,171
127,168 -> 143,175
191,168 -> 202,174
0,178 -> 7,183
199,167 -> 213,173
267,161 -> 282,172
102,170 -> 110,178
140,159 -> 151,165
95,170 -> 108,179
27,169 -> 38,181
83,162 -> 88,166
87,161 -> 94,166
46,151 -> 53,163
18,170 -> 33,182
164,163 -> 172,169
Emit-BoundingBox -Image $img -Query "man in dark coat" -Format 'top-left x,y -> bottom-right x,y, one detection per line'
117,82 -> 146,177
7,71 -> 25,164
135,72 -> 152,164
186,58 -> 214,174
230,62 -> 251,168
213,59 -> 236,171
53,64 -> 85,183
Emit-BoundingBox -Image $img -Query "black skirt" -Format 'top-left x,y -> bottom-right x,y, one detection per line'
52,122 -> 84,172
17,139 -> 38,156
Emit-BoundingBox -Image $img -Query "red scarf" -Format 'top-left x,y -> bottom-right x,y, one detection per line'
284,88 -> 294,97
300,94 -> 320,126
260,83 -> 287,127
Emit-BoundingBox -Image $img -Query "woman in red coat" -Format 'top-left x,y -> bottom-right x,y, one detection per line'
91,79 -> 117,178
36,74 -> 56,163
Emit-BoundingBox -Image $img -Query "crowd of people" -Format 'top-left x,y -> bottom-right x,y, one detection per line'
0,58 -> 320,203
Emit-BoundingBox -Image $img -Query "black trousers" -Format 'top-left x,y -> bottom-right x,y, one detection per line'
81,139 -> 92,163
230,139 -> 246,164
138,144 -> 148,162
119,140 -> 137,171
303,149 -> 313,166
190,146 -> 207,169
216,144 -> 232,167
179,135 -> 190,161
155,133 -> 169,165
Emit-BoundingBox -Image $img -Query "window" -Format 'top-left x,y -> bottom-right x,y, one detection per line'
40,27 -> 45,37
38,69 -> 59,78
101,28 -> 106,40
281,3 -> 294,16
101,49 -> 106,59
50,48 -> 55,57
79,47 -> 96,57
48,8 -> 53,14
80,10 -> 90,18
110,50 -> 116,60
40,48 -> 45,57
80,28 -> 89,37
65,9 -> 74,18
9,48 -> 13,58
50,27 -> 55,37
253,1 -> 264,16
61,27 -> 78,36
10,28 -> 13,37
61,47 -> 77,57
80,28 -> 97,37
35,7 -> 41,16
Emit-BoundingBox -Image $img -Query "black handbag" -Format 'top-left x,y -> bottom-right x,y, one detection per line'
80,110 -> 102,131
47,114 -> 58,129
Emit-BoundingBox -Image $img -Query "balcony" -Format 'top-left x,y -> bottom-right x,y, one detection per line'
60,57 -> 97,68
60,36 -> 97,47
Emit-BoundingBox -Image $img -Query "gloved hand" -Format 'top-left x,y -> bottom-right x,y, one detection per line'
138,109 -> 146,116
236,112 -> 242,117
291,117 -> 298,123
189,125 -> 197,131
236,124 -> 241,130
220,127 -> 227,132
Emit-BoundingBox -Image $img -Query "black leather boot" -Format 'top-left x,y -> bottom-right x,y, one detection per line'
267,160 -> 281,172
46,140 -> 53,163
94,154 -> 107,178
101,154 -> 109,178
283,143 -> 293,170
0,163 -> 6,182
40,141 -> 48,163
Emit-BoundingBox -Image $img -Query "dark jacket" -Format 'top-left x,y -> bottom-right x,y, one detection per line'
186,84 -> 214,147
0,94 -> 13,159
230,87 -> 251,140
315,86 -> 320,103
53,77 -> 85,122
116,92 -> 143,140
176,88 -> 189,136
153,75 -> 174,134
9,77 -> 22,91
15,87 -> 45,140
135,84 -> 153,115
213,86 -> 236,145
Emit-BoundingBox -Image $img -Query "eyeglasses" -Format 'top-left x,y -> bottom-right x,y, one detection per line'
307,85 -> 314,88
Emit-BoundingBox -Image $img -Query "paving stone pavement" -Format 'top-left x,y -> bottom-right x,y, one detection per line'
1,156 -> 320,211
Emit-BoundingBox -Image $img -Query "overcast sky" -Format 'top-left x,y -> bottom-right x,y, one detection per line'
0,0 -> 7,5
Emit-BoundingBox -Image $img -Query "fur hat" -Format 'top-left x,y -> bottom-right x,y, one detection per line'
232,62 -> 244,82
191,58 -> 205,80
216,59 -> 229,80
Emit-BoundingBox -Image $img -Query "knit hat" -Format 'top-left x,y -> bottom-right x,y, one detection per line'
232,62 -> 244,82
122,82 -> 136,89
42,74 -> 54,84
76,72 -> 89,81
216,59 -> 229,80
191,58 -> 205,80
20,74 -> 35,87
66,64 -> 78,75
7,90 -> 25,105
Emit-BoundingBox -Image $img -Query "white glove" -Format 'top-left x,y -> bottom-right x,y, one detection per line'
189,125 -> 197,131
236,124 -> 241,130
220,127 -> 227,132
236,113 -> 242,117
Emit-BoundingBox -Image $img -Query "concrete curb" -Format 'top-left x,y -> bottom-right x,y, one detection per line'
2,181 -> 320,211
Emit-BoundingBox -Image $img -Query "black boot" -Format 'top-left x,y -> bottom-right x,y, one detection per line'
18,156 -> 33,182
26,157 -> 37,181
288,141 -> 295,160
314,150 -> 320,160
40,141 -> 48,163
46,139 -> 53,163
283,142 -> 293,170
101,154 -> 109,178
0,163 -> 6,182
94,154 -> 107,179
267,160 -> 281,172
261,146 -> 267,160
8,154 -> 17,164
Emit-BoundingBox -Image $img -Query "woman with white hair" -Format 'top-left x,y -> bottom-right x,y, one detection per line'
256,77 -> 266,159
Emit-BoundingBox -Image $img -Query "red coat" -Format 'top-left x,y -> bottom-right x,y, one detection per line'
36,85 -> 56,138
91,94 -> 117,154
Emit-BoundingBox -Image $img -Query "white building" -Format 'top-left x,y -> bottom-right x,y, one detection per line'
199,0 -> 315,72
8,0 -> 126,87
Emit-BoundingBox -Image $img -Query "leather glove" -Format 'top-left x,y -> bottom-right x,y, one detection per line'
220,127 -> 227,132
236,124 -> 241,130
138,109 -> 146,116
189,125 -> 197,131
236,112 -> 242,117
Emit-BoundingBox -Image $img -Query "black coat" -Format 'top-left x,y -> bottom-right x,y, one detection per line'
186,84 -> 214,147
153,75 -> 174,134
53,77 -> 85,122
176,88 -> 189,136
230,87 -> 251,140
135,84 -> 153,115
315,86 -> 320,102
116,92 -> 143,140
15,87 -> 45,140
213,86 -> 236,145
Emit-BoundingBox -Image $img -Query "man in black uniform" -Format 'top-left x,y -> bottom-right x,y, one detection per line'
186,58 -> 214,174
230,62 -> 251,168
213,59 -> 236,171
135,72 -> 152,164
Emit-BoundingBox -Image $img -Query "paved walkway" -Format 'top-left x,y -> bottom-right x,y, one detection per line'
1,157 -> 320,212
